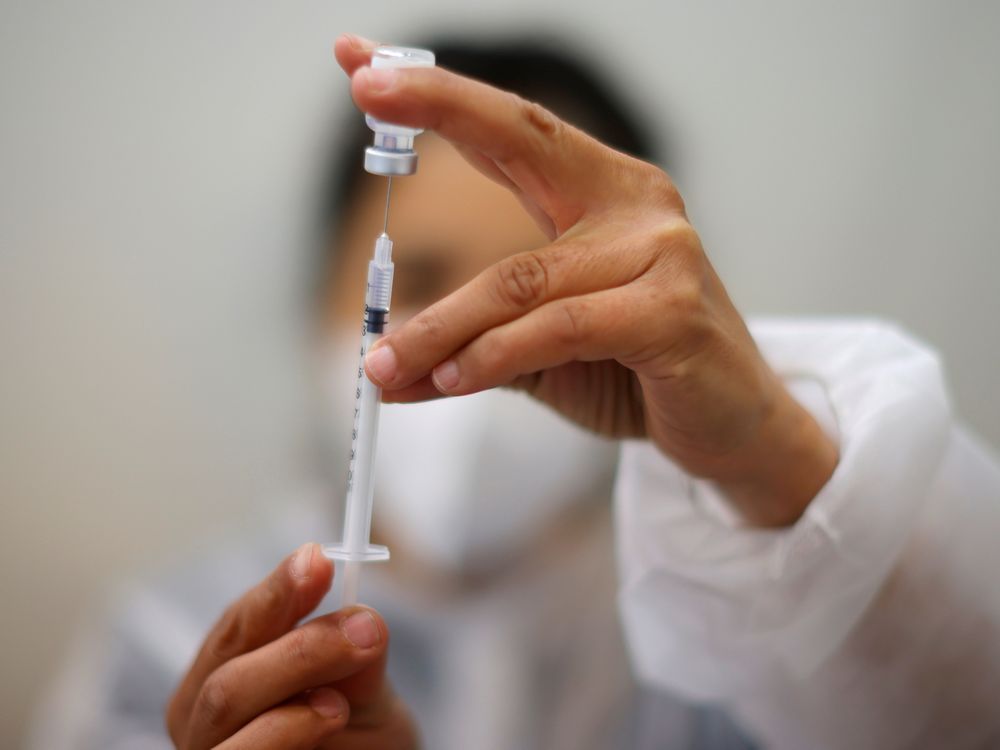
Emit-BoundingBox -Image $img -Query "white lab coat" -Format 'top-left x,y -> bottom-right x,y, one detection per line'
616,318 -> 1000,748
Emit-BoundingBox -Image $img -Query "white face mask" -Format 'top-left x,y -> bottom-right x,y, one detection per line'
323,333 -> 618,574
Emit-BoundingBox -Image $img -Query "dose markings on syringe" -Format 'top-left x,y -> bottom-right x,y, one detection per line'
346,325 -> 368,494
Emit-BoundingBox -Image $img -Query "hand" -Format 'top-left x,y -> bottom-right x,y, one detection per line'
334,35 -> 837,526
166,543 -> 417,749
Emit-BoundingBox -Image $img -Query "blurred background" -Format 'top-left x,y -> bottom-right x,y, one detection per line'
1,0 -> 998,745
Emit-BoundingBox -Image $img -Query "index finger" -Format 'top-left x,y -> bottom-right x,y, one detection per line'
349,61 -> 614,234
167,543 -> 333,742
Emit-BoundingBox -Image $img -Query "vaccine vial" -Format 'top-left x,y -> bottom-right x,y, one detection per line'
364,46 -> 436,176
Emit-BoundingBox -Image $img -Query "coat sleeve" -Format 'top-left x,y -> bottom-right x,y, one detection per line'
614,318 -> 954,701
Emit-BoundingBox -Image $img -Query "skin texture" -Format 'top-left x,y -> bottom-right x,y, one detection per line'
169,34 -> 841,749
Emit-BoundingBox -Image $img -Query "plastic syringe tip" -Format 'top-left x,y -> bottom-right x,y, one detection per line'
374,233 -> 393,265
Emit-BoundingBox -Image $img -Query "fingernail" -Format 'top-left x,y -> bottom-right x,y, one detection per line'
432,360 -> 460,392
340,610 -> 380,649
365,343 -> 397,384
359,66 -> 398,93
309,687 -> 347,719
290,543 -> 315,580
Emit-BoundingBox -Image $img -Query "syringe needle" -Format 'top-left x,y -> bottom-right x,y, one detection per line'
382,176 -> 393,235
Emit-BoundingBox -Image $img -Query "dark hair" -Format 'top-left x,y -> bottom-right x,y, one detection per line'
313,36 -> 664,306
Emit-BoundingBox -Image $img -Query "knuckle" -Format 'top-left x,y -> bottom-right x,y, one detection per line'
623,157 -> 686,216
197,671 -> 234,732
516,96 -> 562,139
411,307 -> 446,342
210,605 -> 244,661
669,220 -> 702,252
258,572 -> 285,618
553,299 -> 589,349
665,279 -> 704,318
652,219 -> 703,266
642,164 -> 685,211
482,333 -> 510,372
495,252 -> 549,308
432,71 -> 464,116
466,332 -> 508,384
654,269 -> 707,329
209,572 -> 287,663
283,627 -> 315,672
645,236 -> 706,319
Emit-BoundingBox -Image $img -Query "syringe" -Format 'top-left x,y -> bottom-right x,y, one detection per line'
322,188 -> 395,605
323,45 -> 435,606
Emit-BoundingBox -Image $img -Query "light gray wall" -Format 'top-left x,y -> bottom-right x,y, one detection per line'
1,0 -> 997,745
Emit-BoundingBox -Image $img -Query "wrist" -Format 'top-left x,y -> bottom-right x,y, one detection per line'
714,381 -> 839,527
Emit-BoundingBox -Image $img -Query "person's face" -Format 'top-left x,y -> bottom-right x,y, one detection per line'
324,134 -> 547,330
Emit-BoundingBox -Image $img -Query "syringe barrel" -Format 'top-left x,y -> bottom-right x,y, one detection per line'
342,327 -> 382,557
